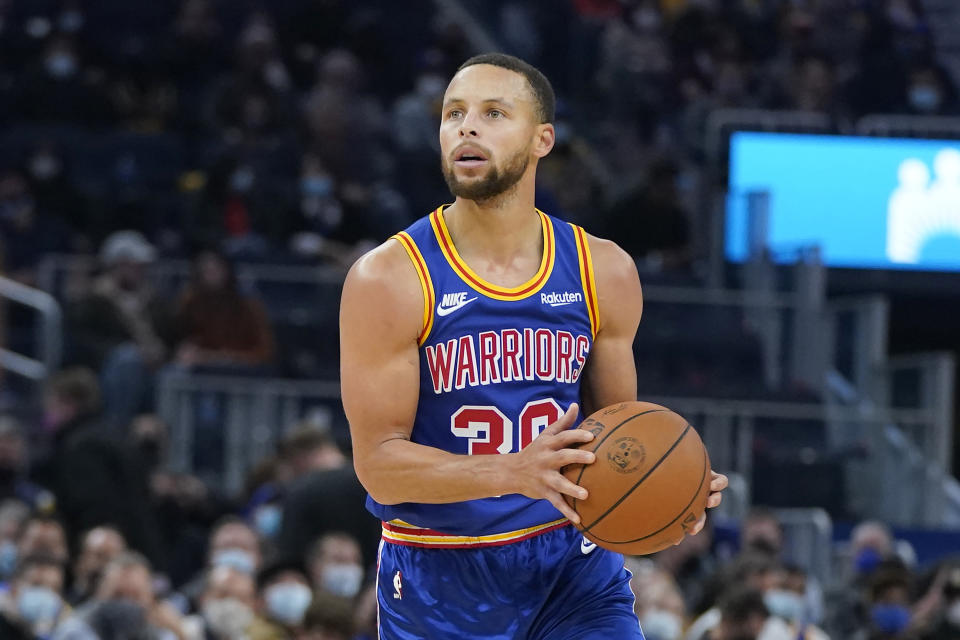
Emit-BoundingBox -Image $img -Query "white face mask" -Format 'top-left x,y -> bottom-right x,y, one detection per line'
265,582 -> 312,626
17,586 -> 62,625
203,597 -> 254,638
640,609 -> 682,640
764,589 -> 805,623
211,548 -> 256,575
320,563 -> 363,598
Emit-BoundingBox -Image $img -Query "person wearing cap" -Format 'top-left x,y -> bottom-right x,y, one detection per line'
65,230 -> 173,429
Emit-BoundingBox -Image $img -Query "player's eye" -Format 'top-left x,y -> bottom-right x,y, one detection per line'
447,109 -> 463,120
488,109 -> 504,119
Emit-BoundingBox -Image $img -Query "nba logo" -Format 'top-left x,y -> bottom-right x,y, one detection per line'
393,570 -> 402,600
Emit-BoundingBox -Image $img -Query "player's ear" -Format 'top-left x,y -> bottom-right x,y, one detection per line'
532,123 -> 555,159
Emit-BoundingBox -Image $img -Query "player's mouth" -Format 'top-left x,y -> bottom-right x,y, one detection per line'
453,145 -> 489,168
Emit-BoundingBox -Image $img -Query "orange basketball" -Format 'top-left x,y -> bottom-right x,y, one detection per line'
562,401 -> 711,556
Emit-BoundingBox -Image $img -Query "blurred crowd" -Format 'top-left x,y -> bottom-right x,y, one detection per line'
1,0 -> 959,639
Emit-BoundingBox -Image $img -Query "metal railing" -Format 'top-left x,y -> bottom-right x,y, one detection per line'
156,371 -> 342,495
0,276 -> 62,382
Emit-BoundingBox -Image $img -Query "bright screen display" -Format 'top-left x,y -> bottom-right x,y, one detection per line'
726,131 -> 960,271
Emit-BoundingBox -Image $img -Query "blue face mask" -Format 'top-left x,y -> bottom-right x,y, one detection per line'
0,541 -> 18,578
265,582 -> 312,626
909,86 -> 941,113
301,176 -> 333,198
872,603 -> 911,634
253,504 -> 282,539
855,547 -> 882,575
17,586 -> 61,624
764,589 -> 805,622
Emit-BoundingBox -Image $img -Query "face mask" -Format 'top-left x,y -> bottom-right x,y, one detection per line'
855,547 -> 882,575
211,548 -> 256,574
871,603 -> 911,634
909,86 -> 941,113
17,586 -> 61,624
203,598 -> 254,637
640,608 -> 682,640
764,589 -> 805,622
265,582 -> 312,626
301,176 -> 333,198
0,540 -> 17,577
321,563 -> 363,598
45,53 -> 78,79
253,504 -> 282,539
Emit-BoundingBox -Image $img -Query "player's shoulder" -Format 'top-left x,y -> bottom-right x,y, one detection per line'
581,231 -> 641,292
342,238 -> 423,309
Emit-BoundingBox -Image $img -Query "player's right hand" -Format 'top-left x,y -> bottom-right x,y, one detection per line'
508,403 -> 596,524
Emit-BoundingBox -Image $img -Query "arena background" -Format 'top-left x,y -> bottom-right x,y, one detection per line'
0,1 -> 959,639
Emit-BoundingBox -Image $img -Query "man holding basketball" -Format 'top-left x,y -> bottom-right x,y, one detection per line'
340,53 -> 727,639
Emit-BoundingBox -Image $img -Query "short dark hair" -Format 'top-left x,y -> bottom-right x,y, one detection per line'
303,592 -> 355,637
719,586 -> 769,623
13,553 -> 65,582
279,426 -> 337,460
457,53 -> 555,124
46,367 -> 101,415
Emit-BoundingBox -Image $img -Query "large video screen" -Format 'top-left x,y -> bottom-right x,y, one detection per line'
726,131 -> 960,271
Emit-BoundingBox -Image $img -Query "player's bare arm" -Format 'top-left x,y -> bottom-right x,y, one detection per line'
340,239 -> 596,522
582,233 -> 728,532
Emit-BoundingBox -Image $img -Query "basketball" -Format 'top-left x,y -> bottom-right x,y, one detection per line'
562,401 -> 711,556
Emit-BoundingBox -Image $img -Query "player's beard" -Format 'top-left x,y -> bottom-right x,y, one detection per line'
442,142 -> 531,203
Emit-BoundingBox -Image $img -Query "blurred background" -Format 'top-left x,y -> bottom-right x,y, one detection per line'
0,0 -> 958,639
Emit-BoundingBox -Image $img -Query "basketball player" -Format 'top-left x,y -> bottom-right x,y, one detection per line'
340,53 -> 728,639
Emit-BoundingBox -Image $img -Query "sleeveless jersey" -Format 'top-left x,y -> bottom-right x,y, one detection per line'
366,205 -> 600,540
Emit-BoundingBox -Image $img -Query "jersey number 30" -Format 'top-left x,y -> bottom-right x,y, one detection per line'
450,399 -> 562,455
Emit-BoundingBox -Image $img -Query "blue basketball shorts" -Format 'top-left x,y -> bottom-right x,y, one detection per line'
376,520 -> 644,640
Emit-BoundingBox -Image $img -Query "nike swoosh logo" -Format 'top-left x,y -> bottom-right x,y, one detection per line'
436,297 -> 478,316
581,537 -> 597,555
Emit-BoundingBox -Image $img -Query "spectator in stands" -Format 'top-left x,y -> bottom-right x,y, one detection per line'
306,532 -> 364,600
249,559 -> 313,640
16,515 -> 69,566
655,512 -> 718,616
69,526 -> 127,606
0,500 -> 29,579
0,554 -> 70,637
66,230 -> 170,428
740,507 -> 824,625
54,551 -> 186,640
918,564 -> 960,639
173,249 -> 275,371
297,591 -> 355,640
0,415 -> 55,514
182,565 -> 257,640
685,553 -> 785,640
626,559 -> 686,640
711,586 -> 770,640
178,517 -> 263,608
904,60 -> 959,116
851,567 -> 917,640
826,520 -> 898,638
275,427 -> 380,571
33,368 -> 162,566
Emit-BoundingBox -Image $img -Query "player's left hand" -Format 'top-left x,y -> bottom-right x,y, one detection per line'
686,471 -> 728,537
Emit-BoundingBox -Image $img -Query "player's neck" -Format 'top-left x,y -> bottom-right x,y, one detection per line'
445,185 -> 541,266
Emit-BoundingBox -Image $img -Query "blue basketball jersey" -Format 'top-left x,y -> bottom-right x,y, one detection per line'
366,205 -> 600,539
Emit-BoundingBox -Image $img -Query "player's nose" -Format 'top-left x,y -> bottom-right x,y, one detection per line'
458,110 -> 480,137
